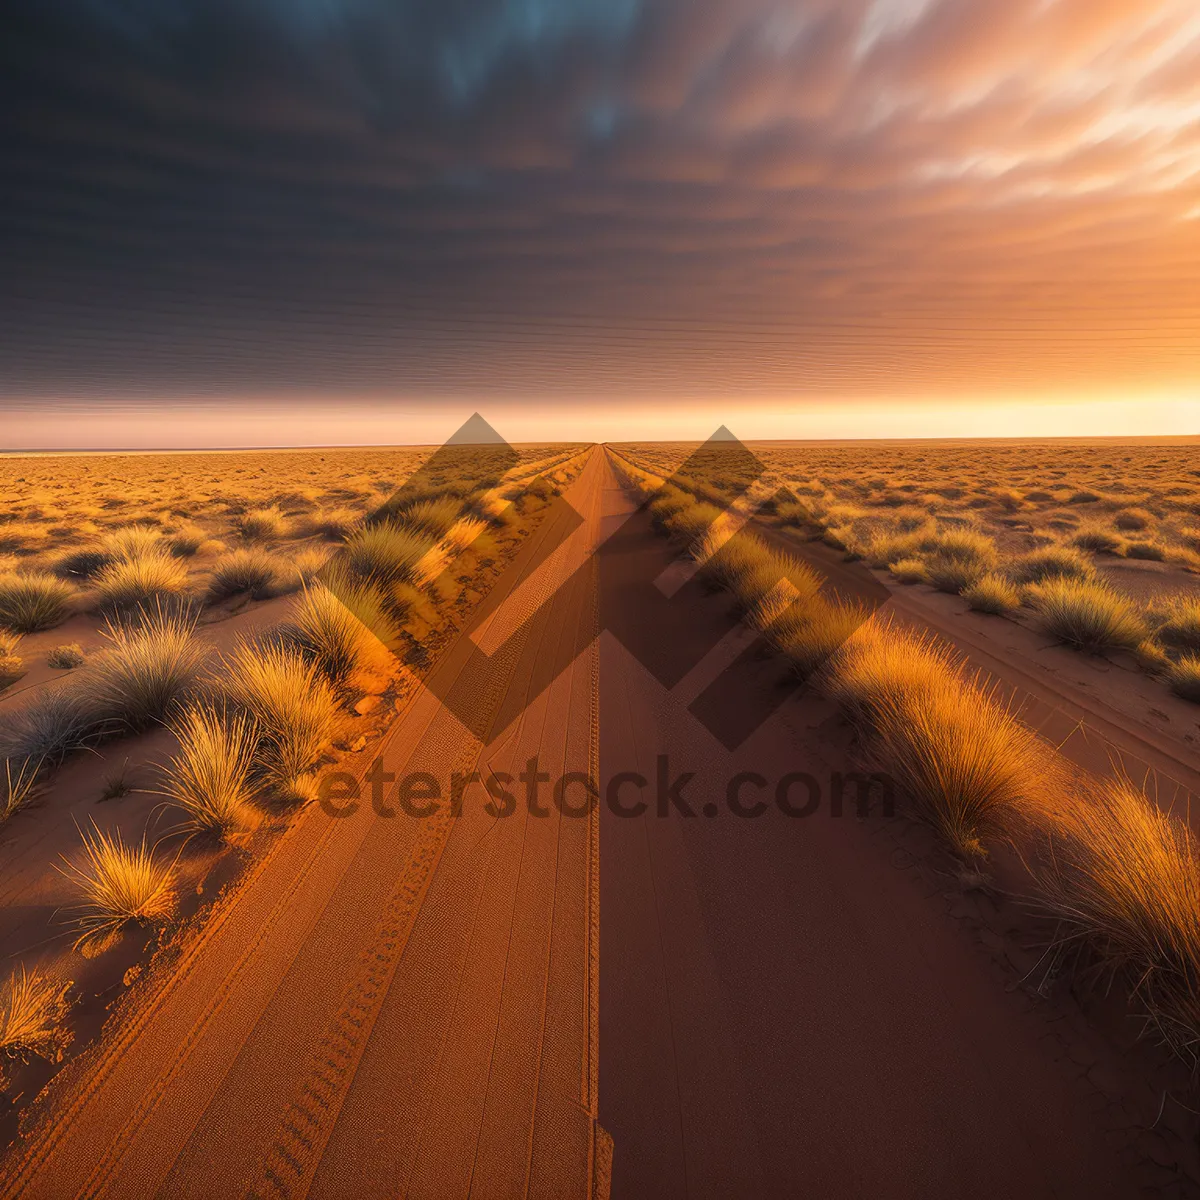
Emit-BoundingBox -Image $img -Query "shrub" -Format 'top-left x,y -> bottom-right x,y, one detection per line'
47,643 -> 85,669
240,506 -> 289,541
1125,540 -> 1167,562
0,572 -> 75,632
81,609 -> 208,733
221,643 -> 338,797
888,558 -> 929,584
829,624 -> 1051,857
1008,545 -> 1096,585
207,547 -> 283,600
342,521 -> 429,585
1026,779 -> 1200,1057
1027,578 -> 1148,654
160,706 -> 260,840
0,968 -> 72,1067
1168,657 -> 1200,703
61,824 -> 177,949
963,574 -> 1022,615
282,583 -> 396,689
92,554 -> 190,611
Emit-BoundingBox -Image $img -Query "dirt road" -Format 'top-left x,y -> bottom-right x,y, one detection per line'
1,448 -> 1159,1197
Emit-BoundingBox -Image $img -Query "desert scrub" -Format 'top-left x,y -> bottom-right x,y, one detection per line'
306,508 -> 358,540
1168,657 -> 1200,703
160,706 -> 261,840
829,623 -> 1051,858
1007,545 -> 1096,585
0,968 -> 73,1073
221,642 -> 339,800
963,574 -> 1022,615
1123,540 -> 1167,562
61,824 -> 177,950
1113,508 -> 1154,532
442,517 -> 490,557
1027,578 -> 1148,654
762,596 -> 872,678
282,582 -> 396,690
207,547 -> 283,600
395,497 -> 462,541
81,609 -> 208,734
0,571 -> 75,633
101,525 -> 164,562
47,643 -> 85,669
1025,779 -> 1200,1058
92,554 -> 190,611
168,525 -> 207,557
924,556 -> 987,595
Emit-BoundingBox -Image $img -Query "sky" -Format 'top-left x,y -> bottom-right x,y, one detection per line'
2,0 -> 1199,448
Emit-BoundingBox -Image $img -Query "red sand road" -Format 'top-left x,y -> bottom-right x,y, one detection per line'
0,450 -> 609,1199
595,456 -> 1139,1199
0,447 -> 1168,1198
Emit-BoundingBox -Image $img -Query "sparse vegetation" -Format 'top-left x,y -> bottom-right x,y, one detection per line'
47,643 -> 85,669
0,968 -> 72,1069
963,574 -> 1022,615
207,547 -> 283,600
92,554 -> 190,611
282,582 -> 396,690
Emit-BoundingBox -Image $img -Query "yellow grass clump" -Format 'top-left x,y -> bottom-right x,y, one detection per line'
1168,656 -> 1200,703
221,642 -> 339,799
0,968 -> 72,1069
829,623 -> 1051,858
92,553 -> 190,611
283,582 -> 396,689
61,824 -> 177,950
396,497 -> 462,540
239,506 -> 290,541
888,558 -> 929,584
0,572 -> 75,633
962,573 -> 1022,615
1008,545 -> 1096,585
207,547 -> 284,600
1026,779 -> 1200,1058
343,520 -> 430,584
160,706 -> 261,840
81,608 -> 208,733
1027,578 -> 1149,654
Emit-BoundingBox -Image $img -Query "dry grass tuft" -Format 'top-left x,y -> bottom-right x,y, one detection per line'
92,554 -> 190,611
47,643 -> 85,669
101,525 -> 164,562
160,706 -> 261,840
441,517 -> 490,556
1151,598 -> 1200,655
81,608 -> 208,733
221,642 -> 339,796
0,688 -> 97,765
2,756 -> 43,824
1026,779 -> 1200,1058
1027,578 -> 1148,654
829,623 -> 1050,857
0,631 -> 24,688
963,573 -> 1022,615
1008,545 -> 1096,585
0,572 -> 75,633
888,557 -> 929,584
0,968 -> 72,1067
395,497 -> 462,540
343,521 -> 429,585
1069,524 -> 1124,554
1168,656 -> 1200,703
207,547 -> 283,600
282,583 -> 396,689
239,507 -> 289,541
61,824 -> 177,949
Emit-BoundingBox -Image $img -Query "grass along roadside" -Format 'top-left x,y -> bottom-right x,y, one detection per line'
608,446 -> 1200,1068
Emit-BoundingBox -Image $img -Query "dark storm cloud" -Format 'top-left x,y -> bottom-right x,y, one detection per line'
2,0 -> 1198,397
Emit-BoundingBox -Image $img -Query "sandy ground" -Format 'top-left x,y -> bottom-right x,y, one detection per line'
1,448 -> 1196,1197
